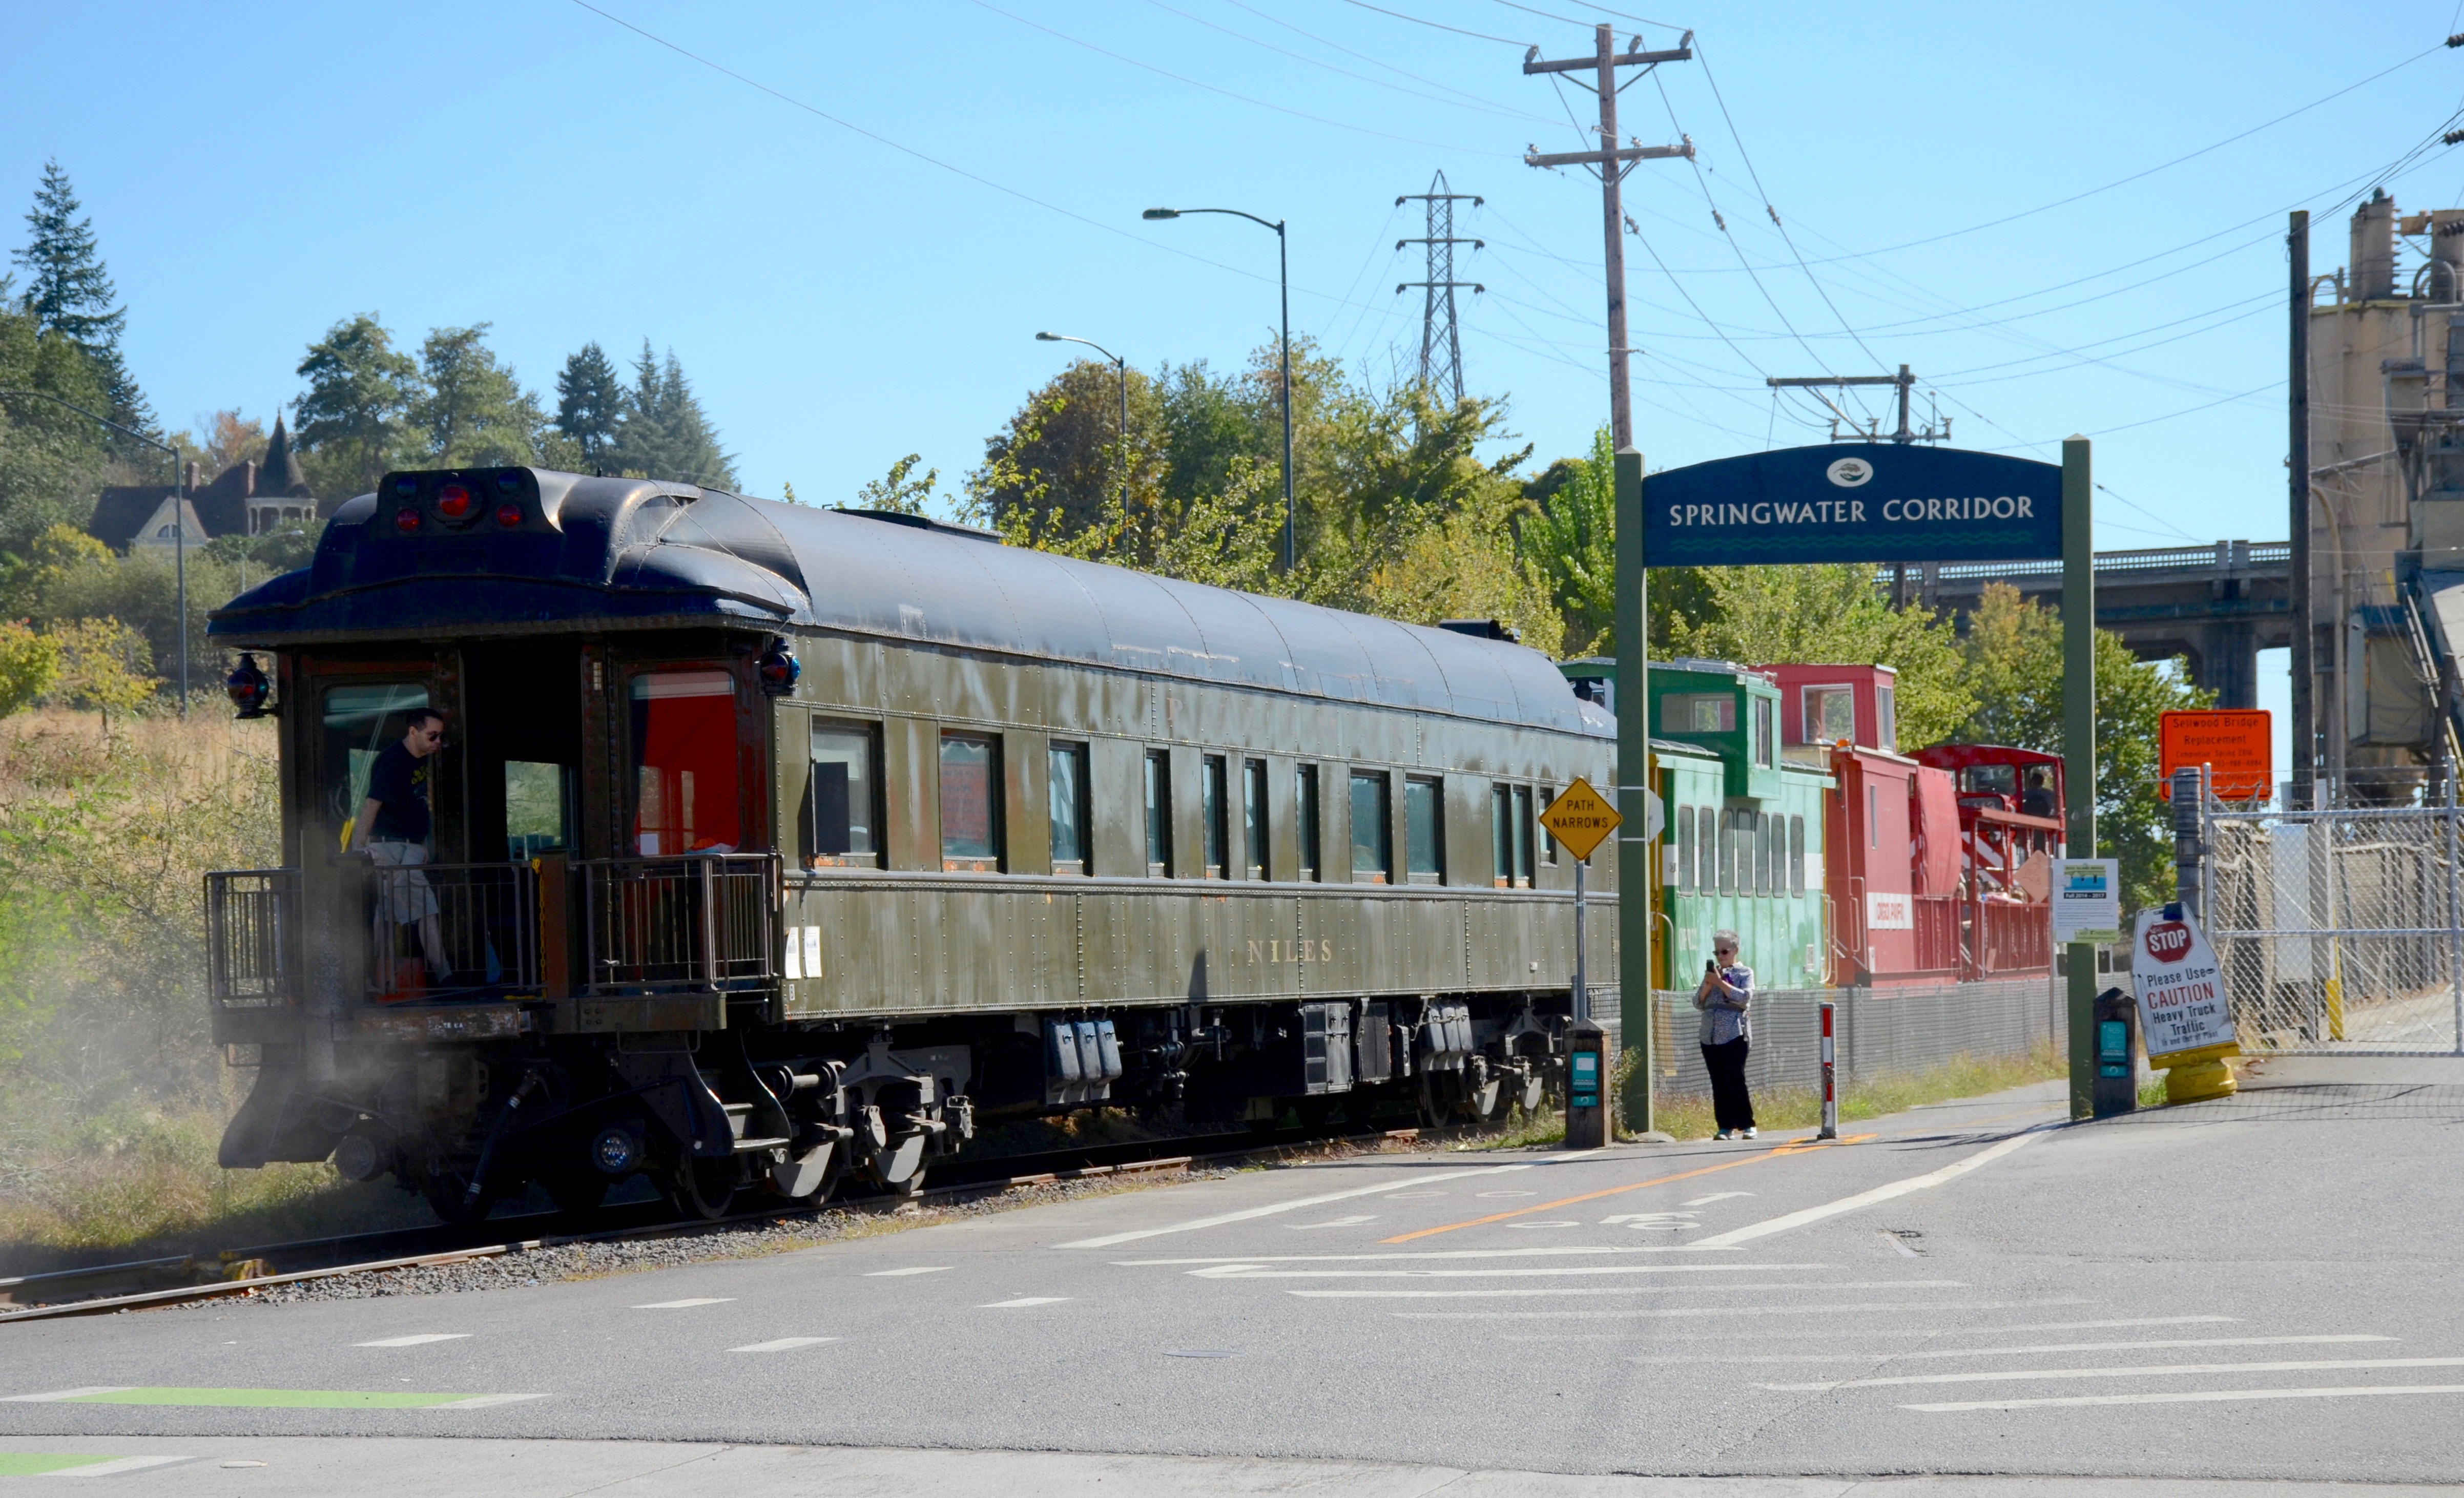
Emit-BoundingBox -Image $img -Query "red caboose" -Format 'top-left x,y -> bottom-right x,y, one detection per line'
1911,744 -> 2064,977
1760,664 -> 1963,986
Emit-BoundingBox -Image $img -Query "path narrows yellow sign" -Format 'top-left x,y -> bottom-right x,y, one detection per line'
1540,777 -> 1622,863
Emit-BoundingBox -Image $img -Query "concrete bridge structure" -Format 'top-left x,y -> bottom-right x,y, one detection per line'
1907,540 -> 2291,710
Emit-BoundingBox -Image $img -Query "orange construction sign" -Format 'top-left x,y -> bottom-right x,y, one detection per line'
2158,710 -> 2272,801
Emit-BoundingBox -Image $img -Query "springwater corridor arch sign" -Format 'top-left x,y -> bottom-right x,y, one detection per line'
1611,439 -> 2103,1124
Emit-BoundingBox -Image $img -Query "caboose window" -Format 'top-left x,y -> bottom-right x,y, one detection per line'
1405,777 -> 1443,884
1049,742 -> 1089,872
939,732 -> 1002,870
1350,771 -> 1392,884
1789,814 -> 1807,897
1804,685 -> 1855,745
1663,693 -> 1733,734
1698,806 -> 1716,890
629,670 -> 739,857
322,682 -> 431,847
1675,803 -> 1695,892
808,721 -> 880,866
1202,755 -> 1229,878
1875,685 -> 1898,753
1753,698 -> 1775,769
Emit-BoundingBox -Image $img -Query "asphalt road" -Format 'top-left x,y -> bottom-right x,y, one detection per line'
4,1055 -> 2461,1491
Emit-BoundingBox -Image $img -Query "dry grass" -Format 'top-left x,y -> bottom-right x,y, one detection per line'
1637,1043 -> 2068,1141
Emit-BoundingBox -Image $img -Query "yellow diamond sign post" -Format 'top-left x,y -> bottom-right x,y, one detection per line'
1540,777 -> 1621,1150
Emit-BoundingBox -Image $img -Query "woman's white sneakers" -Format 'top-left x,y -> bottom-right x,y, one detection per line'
1743,1127 -> 1758,1138
1714,1129 -> 1734,1140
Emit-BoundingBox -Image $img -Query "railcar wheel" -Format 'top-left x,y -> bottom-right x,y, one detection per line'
1416,1073 -> 1456,1129
667,1157 -> 736,1221
1463,1057 -> 1507,1126
1517,1068 -> 1546,1117
422,1169 -> 499,1226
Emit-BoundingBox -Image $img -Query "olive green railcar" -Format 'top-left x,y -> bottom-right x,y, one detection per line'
206,467 -> 1613,1222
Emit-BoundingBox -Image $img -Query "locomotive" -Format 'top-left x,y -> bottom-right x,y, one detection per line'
204,467 -> 1616,1221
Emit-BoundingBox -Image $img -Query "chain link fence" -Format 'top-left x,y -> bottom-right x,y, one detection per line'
1627,977 -> 2066,1099
2207,805 -> 2464,1055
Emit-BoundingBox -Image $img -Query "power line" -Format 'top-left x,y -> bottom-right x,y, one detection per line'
1142,0 -> 1565,126
1336,0 -> 1530,47
1217,0 -> 1561,120
963,0 -> 1516,156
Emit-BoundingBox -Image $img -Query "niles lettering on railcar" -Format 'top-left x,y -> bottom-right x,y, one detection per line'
1245,940 -> 1336,964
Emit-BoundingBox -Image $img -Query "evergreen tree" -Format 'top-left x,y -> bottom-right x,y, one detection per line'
413,324 -> 541,467
553,341 -> 626,470
608,340 -> 737,488
292,314 -> 422,497
10,159 -> 150,441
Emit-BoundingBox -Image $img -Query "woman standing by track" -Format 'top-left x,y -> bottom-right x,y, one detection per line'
1694,930 -> 1755,1140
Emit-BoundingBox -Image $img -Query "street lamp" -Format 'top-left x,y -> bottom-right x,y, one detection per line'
1142,205 -> 1294,574
1034,332 -> 1130,508
0,388 -> 189,714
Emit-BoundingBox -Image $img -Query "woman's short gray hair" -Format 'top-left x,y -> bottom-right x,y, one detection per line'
1711,928 -> 1740,951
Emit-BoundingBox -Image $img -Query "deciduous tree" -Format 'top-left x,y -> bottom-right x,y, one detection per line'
413,324 -> 542,468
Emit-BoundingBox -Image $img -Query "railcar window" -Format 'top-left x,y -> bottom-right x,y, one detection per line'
505,762 -> 573,860
1405,776 -> 1443,884
1804,685 -> 1855,745
807,721 -> 880,867
1296,764 -> 1320,882
1789,814 -> 1806,897
1048,742 -> 1089,873
1755,810 -> 1773,895
1202,755 -> 1229,878
1876,685 -> 1898,753
1243,759 -> 1269,880
629,670 -> 739,857
1541,785 -> 1559,864
1663,694 -> 1733,733
1753,698 -> 1775,769
1675,803 -> 1695,892
1711,808 -> 1729,891
939,732 -> 1002,871
1698,806 -> 1716,890
1490,785 -> 1512,887
1145,751 -> 1172,876
1514,786 -> 1535,884
321,682 -> 431,848
1868,784 -> 1879,849
1350,771 -> 1392,884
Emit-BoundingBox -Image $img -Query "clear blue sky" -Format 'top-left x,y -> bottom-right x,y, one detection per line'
11,1 -> 2462,766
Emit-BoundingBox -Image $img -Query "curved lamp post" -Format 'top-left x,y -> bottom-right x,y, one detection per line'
0,388 -> 188,714
1142,206 -> 1293,574
1034,331 -> 1129,508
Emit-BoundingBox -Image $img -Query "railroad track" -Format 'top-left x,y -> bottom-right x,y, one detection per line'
0,1124 -> 1430,1324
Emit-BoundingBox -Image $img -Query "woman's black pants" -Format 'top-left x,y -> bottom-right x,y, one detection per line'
1701,1037 -> 1755,1132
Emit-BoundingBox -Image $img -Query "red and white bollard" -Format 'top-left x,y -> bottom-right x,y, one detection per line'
1817,1000 -> 1838,1140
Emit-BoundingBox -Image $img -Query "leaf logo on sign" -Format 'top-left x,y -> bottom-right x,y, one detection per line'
1826,457 -> 1872,488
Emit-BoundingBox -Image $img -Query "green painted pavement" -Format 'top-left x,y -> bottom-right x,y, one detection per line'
63,1387 -> 475,1409
0,1453 -> 119,1474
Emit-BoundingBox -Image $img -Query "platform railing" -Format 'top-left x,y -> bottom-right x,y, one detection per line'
365,859 -> 541,1001
205,868 -> 302,1009
577,852 -> 779,994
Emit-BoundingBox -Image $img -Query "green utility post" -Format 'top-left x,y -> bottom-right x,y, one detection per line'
2061,435 -> 2098,1119
1614,444 -> 1652,1136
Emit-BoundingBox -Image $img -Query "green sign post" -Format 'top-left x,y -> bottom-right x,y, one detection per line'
1614,438 -> 2099,1132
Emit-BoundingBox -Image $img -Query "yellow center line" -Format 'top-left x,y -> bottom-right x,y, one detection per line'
1380,1133 -> 1880,1243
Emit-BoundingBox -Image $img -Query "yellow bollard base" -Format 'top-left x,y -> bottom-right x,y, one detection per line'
2164,1056 -> 2238,1104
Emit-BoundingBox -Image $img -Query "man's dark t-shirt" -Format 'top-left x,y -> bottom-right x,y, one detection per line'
366,740 -> 432,843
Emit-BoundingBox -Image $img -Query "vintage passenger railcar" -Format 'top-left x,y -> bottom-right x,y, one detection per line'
204,467 -> 1615,1220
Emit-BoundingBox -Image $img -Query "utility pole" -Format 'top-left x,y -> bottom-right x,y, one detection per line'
1396,171 -> 1484,406
1766,365 -> 1950,608
1521,25 -> 1694,448
1524,26 -> 1691,1138
1765,366 -> 1949,446
2289,209 -> 2315,810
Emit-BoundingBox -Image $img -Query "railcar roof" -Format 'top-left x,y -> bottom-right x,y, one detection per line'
210,469 -> 1605,737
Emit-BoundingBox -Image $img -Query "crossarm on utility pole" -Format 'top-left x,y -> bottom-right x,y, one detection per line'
1525,143 -> 1694,168
1523,45 -> 1692,74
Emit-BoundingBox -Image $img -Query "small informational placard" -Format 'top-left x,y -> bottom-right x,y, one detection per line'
1539,777 -> 1622,863
2131,907 -> 2238,1062
2159,710 -> 2272,802
2050,859 -> 2122,946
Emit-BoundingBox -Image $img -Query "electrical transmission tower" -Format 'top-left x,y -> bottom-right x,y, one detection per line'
1396,172 -> 1484,404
